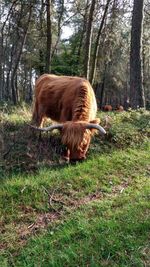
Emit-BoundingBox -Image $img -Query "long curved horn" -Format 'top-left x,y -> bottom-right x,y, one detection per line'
85,123 -> 106,134
27,123 -> 63,132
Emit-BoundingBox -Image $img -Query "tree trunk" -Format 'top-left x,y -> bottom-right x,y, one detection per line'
10,5 -> 32,104
45,0 -> 52,73
0,0 -> 18,101
99,64 -> 107,109
76,0 -> 89,68
51,0 -> 64,58
90,0 -> 111,85
39,0 -> 45,74
0,35 -> 3,101
83,0 -> 96,80
130,0 -> 145,109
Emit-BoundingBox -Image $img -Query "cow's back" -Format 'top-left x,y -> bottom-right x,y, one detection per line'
34,74 -> 97,123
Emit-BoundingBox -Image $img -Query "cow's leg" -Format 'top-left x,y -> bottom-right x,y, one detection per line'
62,148 -> 70,162
40,117 -> 47,128
31,102 -> 45,140
32,101 -> 41,126
32,102 -> 45,127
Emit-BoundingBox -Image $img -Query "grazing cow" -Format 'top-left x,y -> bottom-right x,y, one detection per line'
103,105 -> 112,112
29,74 -> 106,161
116,105 -> 124,112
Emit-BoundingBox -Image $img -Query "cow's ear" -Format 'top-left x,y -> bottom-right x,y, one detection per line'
90,118 -> 100,125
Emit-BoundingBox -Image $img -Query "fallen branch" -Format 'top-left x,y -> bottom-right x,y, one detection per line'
42,186 -> 65,213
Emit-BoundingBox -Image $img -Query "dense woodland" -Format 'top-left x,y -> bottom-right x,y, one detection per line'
0,0 -> 150,109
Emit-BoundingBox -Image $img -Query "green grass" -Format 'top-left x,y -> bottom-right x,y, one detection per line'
0,106 -> 150,266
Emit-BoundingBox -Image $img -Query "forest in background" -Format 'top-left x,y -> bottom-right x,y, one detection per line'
0,0 -> 150,109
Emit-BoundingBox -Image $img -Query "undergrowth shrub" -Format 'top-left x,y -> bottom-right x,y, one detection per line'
106,109 -> 150,148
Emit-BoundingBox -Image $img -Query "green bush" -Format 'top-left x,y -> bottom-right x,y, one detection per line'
104,109 -> 150,148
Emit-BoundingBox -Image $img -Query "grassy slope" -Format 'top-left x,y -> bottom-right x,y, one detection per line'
0,106 -> 150,266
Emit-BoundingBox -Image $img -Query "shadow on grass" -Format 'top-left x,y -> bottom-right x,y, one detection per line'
0,120 -> 70,177
0,119 -> 112,179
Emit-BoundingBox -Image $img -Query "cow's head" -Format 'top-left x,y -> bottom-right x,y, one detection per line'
28,119 -> 106,161
61,119 -> 103,161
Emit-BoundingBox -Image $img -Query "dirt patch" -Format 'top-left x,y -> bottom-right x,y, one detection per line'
18,182 -> 129,239
0,180 -> 130,252
17,212 -> 60,239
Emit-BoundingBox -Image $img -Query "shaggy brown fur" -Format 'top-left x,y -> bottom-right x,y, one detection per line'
32,74 -> 97,125
103,105 -> 112,112
32,74 -> 99,160
62,119 -> 100,149
116,105 -> 124,112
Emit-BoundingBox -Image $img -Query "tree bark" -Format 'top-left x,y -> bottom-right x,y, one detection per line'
90,0 -> 111,85
0,35 -> 3,101
51,0 -> 64,58
76,0 -> 89,68
10,4 -> 32,104
83,0 -> 96,80
99,64 -> 107,109
130,0 -> 145,109
0,0 -> 18,101
39,0 -> 45,74
45,0 -> 52,73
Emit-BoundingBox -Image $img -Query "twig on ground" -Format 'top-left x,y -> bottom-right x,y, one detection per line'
42,186 -> 64,213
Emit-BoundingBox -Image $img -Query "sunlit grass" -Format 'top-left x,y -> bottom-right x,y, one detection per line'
0,106 -> 150,266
